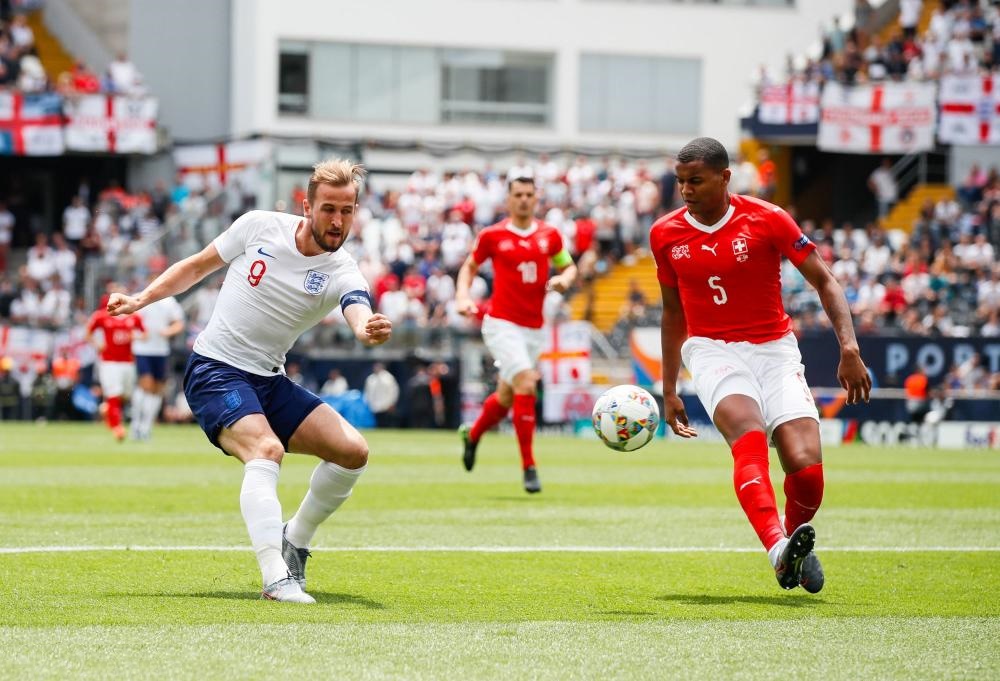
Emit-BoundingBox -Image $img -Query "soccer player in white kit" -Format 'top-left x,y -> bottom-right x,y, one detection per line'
108,159 -> 392,603
651,138 -> 871,593
130,294 -> 185,440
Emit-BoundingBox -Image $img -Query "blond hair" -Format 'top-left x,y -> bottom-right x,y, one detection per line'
307,158 -> 367,203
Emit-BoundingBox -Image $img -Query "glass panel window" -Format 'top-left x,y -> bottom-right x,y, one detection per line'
441,50 -> 552,126
579,53 -> 701,134
278,49 -> 309,115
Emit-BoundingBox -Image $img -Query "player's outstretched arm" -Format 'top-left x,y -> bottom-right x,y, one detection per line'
107,244 -> 226,316
798,252 -> 872,405
660,283 -> 697,438
344,305 -> 392,347
455,255 -> 480,316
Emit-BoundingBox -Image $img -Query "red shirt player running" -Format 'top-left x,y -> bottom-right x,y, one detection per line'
456,173 -> 577,493
651,137 -> 871,594
87,290 -> 145,441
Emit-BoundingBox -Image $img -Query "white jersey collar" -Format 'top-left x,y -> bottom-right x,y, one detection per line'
684,203 -> 735,234
505,219 -> 538,237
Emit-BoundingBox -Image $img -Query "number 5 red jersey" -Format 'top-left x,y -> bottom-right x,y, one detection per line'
650,194 -> 816,344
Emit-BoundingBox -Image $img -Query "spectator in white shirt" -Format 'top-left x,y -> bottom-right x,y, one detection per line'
861,231 -> 893,276
320,369 -> 349,397
50,233 -> 77,289
108,52 -> 141,95
26,233 -> 57,286
39,277 -> 72,328
0,201 -> 13,273
62,196 -> 90,246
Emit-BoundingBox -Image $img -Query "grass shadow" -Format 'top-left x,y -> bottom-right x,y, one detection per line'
157,591 -> 386,609
656,593 -> 826,608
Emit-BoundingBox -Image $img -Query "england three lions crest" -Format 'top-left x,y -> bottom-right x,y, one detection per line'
304,270 -> 331,295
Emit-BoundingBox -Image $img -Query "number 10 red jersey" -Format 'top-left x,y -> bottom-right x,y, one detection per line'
472,219 -> 565,329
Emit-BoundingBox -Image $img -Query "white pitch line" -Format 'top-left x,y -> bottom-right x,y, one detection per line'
1,545 -> 999,554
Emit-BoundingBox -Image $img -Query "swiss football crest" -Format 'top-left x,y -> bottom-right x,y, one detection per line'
671,244 -> 691,260
732,238 -> 749,263
303,270 -> 331,295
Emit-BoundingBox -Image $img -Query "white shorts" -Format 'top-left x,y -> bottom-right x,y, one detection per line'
680,333 -> 819,437
481,315 -> 545,384
97,360 -> 136,399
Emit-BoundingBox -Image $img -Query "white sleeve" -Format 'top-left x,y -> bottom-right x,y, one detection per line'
212,211 -> 262,263
169,297 -> 186,323
336,260 -> 373,310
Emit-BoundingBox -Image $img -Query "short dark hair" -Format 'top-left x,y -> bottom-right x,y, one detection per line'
677,137 -> 729,171
507,176 -> 536,191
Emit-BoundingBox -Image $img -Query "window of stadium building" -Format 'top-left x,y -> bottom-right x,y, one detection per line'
579,53 -> 701,134
278,45 -> 309,114
440,50 -> 553,126
277,42 -> 551,126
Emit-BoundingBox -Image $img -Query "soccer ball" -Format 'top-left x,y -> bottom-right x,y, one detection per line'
592,385 -> 660,452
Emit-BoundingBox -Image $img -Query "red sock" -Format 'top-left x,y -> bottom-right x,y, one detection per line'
470,393 -> 509,443
512,393 -> 536,470
106,396 -> 122,430
731,431 -> 785,551
783,462 -> 824,533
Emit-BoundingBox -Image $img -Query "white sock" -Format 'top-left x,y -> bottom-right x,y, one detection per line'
131,389 -> 147,430
768,538 -> 788,568
144,393 -> 162,432
285,461 -> 366,548
239,459 -> 287,586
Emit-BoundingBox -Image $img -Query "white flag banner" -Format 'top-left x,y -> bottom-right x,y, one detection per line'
113,96 -> 158,153
818,81 -> 936,154
938,74 -> 1000,145
64,95 -> 158,153
0,92 -> 65,155
758,80 -> 821,125
538,321 -> 591,386
173,140 -> 272,191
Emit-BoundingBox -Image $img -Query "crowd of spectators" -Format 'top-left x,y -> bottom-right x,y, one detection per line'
1,150 -> 998,349
1,2 -> 145,95
756,1 -> 1000,89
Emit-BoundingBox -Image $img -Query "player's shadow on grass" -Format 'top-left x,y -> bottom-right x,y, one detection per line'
656,593 -> 824,607
169,591 -> 386,608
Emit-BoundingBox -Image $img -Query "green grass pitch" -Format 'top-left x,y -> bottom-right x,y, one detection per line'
1,422 -> 998,680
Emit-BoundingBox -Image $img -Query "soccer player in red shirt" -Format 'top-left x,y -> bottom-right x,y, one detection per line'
87,285 -> 146,441
651,138 -> 871,593
456,174 -> 577,493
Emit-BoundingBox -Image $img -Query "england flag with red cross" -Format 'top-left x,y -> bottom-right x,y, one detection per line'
818,82 -> 936,154
757,80 -> 821,125
938,75 -> 1000,145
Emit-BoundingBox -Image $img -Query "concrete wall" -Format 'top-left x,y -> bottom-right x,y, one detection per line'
230,0 -> 854,151
128,0 -> 232,142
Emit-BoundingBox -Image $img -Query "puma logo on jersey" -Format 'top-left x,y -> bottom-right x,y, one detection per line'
701,243 -> 718,256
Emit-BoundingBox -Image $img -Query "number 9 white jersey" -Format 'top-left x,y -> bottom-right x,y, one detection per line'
193,210 -> 371,375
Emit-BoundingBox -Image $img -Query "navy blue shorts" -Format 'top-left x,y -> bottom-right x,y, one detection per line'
135,355 -> 168,381
183,352 -> 323,454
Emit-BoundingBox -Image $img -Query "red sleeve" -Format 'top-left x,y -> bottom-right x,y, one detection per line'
650,224 -> 678,287
133,314 -> 145,332
471,231 -> 490,265
85,312 -> 101,336
770,207 -> 815,266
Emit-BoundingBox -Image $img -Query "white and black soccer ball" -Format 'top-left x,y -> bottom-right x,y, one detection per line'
592,384 -> 660,452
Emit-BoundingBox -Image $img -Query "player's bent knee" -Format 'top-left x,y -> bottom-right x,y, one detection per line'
512,370 -> 539,394
338,436 -> 369,469
253,438 -> 285,464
